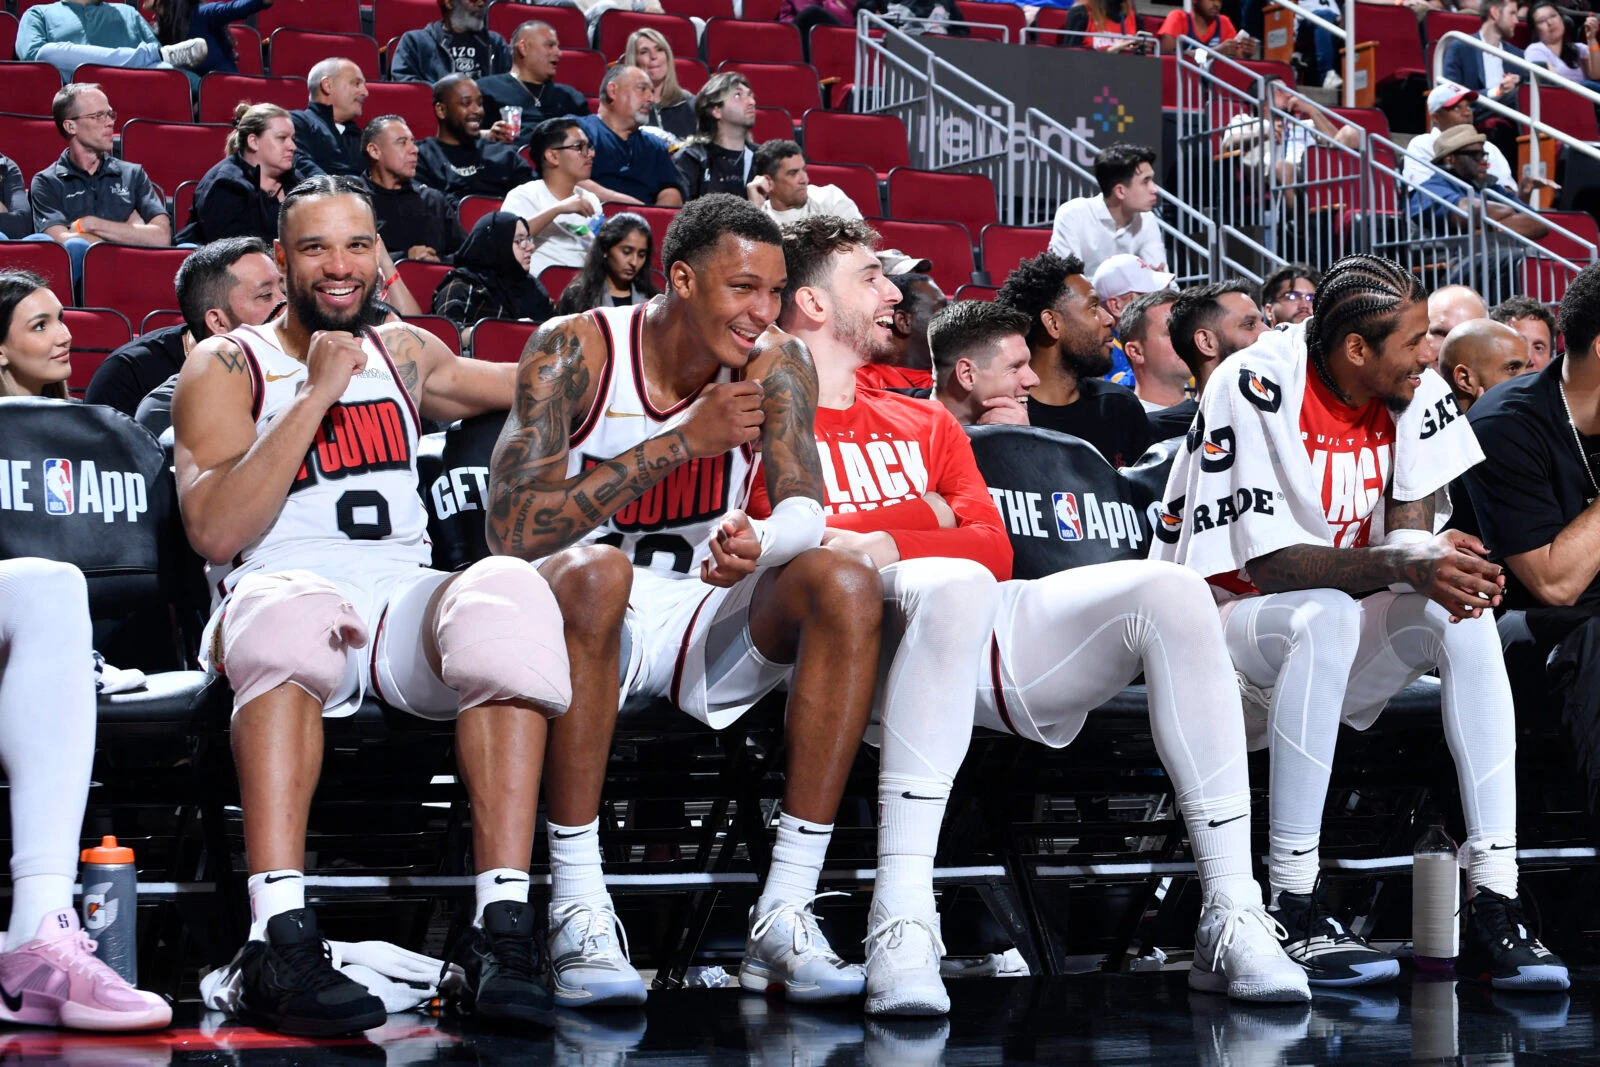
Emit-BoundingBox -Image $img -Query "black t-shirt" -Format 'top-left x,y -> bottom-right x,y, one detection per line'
1148,397 -> 1199,442
1028,377 -> 1153,468
83,324 -> 188,419
1462,356 -> 1600,610
444,32 -> 492,77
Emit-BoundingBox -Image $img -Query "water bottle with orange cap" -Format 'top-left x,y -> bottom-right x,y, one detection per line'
80,836 -> 138,984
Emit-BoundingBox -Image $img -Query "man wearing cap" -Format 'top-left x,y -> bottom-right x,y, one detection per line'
1091,253 -> 1174,388
1404,83 -> 1543,202
1409,124 -> 1549,240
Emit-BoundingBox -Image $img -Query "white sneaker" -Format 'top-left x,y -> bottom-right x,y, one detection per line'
863,907 -> 949,1017
1322,70 -> 1344,90
1190,892 -> 1311,1003
547,899 -> 646,1008
160,37 -> 209,69
738,892 -> 864,1003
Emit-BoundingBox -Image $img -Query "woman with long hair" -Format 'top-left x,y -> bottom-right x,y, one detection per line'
555,213 -> 659,314
0,271 -> 71,399
625,28 -> 696,141
142,0 -> 274,76
1527,0 -> 1600,87
433,211 -> 555,342
1063,0 -> 1142,51
179,103 -> 308,245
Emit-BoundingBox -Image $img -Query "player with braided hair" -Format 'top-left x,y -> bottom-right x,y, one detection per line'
1156,254 -> 1567,992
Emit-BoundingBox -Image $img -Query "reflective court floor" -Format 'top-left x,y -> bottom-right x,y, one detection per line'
3,971 -> 1599,1065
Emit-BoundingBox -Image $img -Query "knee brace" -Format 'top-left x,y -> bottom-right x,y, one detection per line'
221,571 -> 367,711
436,557 -> 572,716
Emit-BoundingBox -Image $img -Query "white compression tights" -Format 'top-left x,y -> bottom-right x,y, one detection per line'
0,559 -> 96,946
1223,589 -> 1518,900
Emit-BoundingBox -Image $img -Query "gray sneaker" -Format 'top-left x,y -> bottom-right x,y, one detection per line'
547,899 -> 647,1008
738,892 -> 864,1003
160,37 -> 209,69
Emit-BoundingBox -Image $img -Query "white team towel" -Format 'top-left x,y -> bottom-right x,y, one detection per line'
1149,323 -> 1483,582
201,939 -> 465,1015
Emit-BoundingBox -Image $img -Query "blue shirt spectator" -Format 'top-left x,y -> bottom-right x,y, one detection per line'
1441,0 -> 1527,122
17,0 -> 209,77
578,66 -> 685,207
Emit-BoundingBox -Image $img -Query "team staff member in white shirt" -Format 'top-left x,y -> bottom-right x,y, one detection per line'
503,117 -> 602,278
1047,142 -> 1167,277
747,139 -> 864,225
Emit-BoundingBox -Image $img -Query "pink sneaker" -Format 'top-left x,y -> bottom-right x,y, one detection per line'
0,909 -> 171,1031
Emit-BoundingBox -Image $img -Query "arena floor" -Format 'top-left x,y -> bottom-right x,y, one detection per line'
3,970 -> 1598,1065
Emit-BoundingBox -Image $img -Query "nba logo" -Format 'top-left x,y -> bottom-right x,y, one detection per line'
1052,492 -> 1082,541
43,459 -> 73,516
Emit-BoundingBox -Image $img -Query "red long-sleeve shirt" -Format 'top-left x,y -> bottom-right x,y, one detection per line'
747,387 -> 1013,581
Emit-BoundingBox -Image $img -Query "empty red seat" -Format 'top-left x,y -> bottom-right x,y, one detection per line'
0,240 -> 71,301
0,113 -> 65,185
258,0 -> 361,36
395,259 -> 452,305
0,12 -> 17,62
719,62 -> 821,123
979,224 -> 1049,281
270,29 -> 380,80
705,19 -> 802,66
1353,2 -> 1426,87
558,48 -> 609,96
743,0 -> 781,19
597,11 -> 696,61
871,219 -> 974,293
952,283 -> 999,301
121,120 -> 231,201
1525,210 -> 1600,305
375,0 -> 440,56
198,74 -> 305,124
459,196 -> 504,233
956,1 -> 1024,41
80,245 -> 191,322
603,203 -> 676,268
489,2 -> 591,49
752,105 -> 794,142
662,0 -> 734,18
0,61 -> 62,116
404,314 -> 461,356
62,308 -> 131,396
472,317 -> 540,363
802,110 -> 910,177
805,163 -> 881,217
141,309 -> 186,333
70,65 -> 190,129
808,25 -> 855,109
887,168 -> 997,236
228,24 -> 263,75
675,56 -> 710,93
1520,84 -> 1600,141
364,80 -> 438,139
539,265 -> 579,299
1424,7 -> 1478,68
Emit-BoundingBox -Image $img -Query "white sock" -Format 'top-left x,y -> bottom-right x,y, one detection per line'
247,870 -> 305,941
1465,839 -> 1518,899
475,868 -> 530,924
873,775 -> 944,919
1268,833 -> 1320,904
1180,791 -> 1262,906
759,811 -> 831,911
548,818 -> 607,908
6,873 -> 74,948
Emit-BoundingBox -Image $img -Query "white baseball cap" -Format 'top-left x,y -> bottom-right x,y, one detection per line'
1427,81 -> 1478,113
1090,254 -> 1175,299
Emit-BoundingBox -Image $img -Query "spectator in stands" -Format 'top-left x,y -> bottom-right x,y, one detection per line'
30,84 -> 172,281
625,28 -> 697,143
179,103 -> 310,245
291,59 -> 369,178
933,299 -> 1038,425
780,0 -> 852,49
0,154 -> 30,240
748,139 -> 865,223
1441,0 -> 1525,126
1526,2 -> 1600,88
143,0 -> 271,78
416,74 -> 536,200
1221,82 -> 1360,184
1404,84 -> 1534,202
1490,295 -> 1556,371
674,74 -> 758,201
1440,317 -> 1532,413
1064,0 -> 1142,51
363,115 -> 465,265
1423,283 -> 1488,370
1119,289 -> 1186,411
1152,279 -> 1268,440
432,211 -> 553,338
996,251 -> 1153,466
478,21 -> 587,149
553,211 -> 657,314
16,0 -> 207,78
0,271 -> 71,399
1410,126 -> 1549,246
857,273 -> 946,391
504,117 -> 601,278
578,66 -> 685,207
1157,0 -> 1256,58
1091,253 -> 1174,388
390,0 -> 511,85
85,236 -> 281,416
1260,262 -> 1321,326
1047,143 -> 1167,278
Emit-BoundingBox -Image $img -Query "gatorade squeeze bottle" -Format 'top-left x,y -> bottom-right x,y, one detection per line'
80,836 -> 138,984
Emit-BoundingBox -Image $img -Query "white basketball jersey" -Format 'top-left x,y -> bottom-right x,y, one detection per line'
564,303 -> 757,580
204,322 -> 433,604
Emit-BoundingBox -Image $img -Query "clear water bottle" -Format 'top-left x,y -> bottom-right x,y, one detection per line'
1412,823 -> 1460,972
80,836 -> 139,984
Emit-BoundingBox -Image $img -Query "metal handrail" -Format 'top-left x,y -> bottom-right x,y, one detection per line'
1255,0 -> 1356,106
868,16 -> 1015,43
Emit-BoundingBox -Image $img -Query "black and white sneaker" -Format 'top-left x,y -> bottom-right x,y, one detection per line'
1457,888 -> 1569,992
1269,888 -> 1400,987
445,901 -> 556,1027
229,909 -> 387,1036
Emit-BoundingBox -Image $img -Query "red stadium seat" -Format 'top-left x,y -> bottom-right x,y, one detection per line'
752,105 -> 794,142
364,80 -> 438,139
1423,8 -> 1478,68
1525,211 -> 1600,305
258,0 -> 361,36
1330,106 -> 1395,166
396,259 -> 452,305
979,224 -> 1049,281
173,181 -> 198,234
887,167 -> 997,237
62,308 -> 131,396
489,1 -> 591,49
375,0 -> 440,56
805,163 -> 881,217
603,203 -> 676,268
802,110 -> 909,177
953,283 -> 999,301
558,48 -> 609,96
718,62 -> 820,123
1213,58 -> 1295,94
199,74 -> 305,124
597,10 -> 696,61
743,0 -> 781,20
142,309 -> 186,333
0,240 -> 71,302
404,314 -> 462,356
80,245 -> 191,322
705,19 -> 803,66
539,265 -> 579,298
472,317 -> 540,362
956,1 -> 1025,41
871,219 -> 974,293
1352,2 -> 1426,88
675,56 -> 710,94
0,12 -> 17,62
459,196 -> 504,233
70,66 -> 191,130
0,62 -> 62,117
229,24 -> 263,75
808,26 -> 855,109
0,113 -> 65,185
270,29 -> 380,80
120,120 -> 231,201
662,0 -> 734,18
1519,84 -> 1600,141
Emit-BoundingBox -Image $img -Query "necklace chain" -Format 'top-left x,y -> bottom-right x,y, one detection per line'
1559,379 -> 1600,503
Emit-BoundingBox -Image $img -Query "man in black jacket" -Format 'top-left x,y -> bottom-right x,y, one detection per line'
416,73 -> 534,200
390,0 -> 511,85
291,59 -> 369,177
363,114 -> 464,263
673,72 -> 756,201
478,20 -> 586,148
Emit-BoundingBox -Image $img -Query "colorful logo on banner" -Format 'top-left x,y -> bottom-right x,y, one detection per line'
1091,86 -> 1134,134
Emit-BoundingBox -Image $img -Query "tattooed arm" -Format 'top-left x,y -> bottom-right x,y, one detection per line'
743,327 -> 826,507
376,322 -> 518,422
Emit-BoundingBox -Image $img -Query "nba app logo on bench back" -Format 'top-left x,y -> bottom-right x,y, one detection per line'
1052,491 -> 1083,541
43,458 -> 73,516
